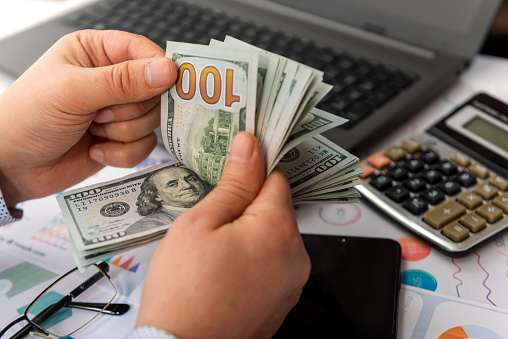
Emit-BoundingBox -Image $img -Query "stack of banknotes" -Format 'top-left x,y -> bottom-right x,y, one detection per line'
57,37 -> 363,268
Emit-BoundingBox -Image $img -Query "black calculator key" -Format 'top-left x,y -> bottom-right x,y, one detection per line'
387,166 -> 409,181
403,197 -> 428,215
453,171 -> 477,187
421,188 -> 445,205
370,174 -> 392,191
385,186 -> 410,203
403,177 -> 427,192
419,149 -> 440,164
404,158 -> 425,173
420,169 -> 442,184
437,180 -> 462,196
434,161 -> 457,176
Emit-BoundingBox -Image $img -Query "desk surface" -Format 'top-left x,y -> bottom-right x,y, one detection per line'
1,1 -> 508,338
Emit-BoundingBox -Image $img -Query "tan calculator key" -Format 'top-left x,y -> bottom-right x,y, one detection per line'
493,194 -> 508,213
491,175 -> 508,191
451,152 -> 471,167
368,152 -> 391,170
477,204 -> 504,223
460,213 -> 487,232
470,163 -> 490,179
457,191 -> 483,209
474,183 -> 499,200
424,200 -> 466,229
443,222 -> 470,242
384,145 -> 407,161
401,137 -> 422,153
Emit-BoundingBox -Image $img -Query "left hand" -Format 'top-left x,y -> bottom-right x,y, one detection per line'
0,30 -> 177,207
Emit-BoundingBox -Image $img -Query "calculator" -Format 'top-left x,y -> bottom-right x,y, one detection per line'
357,93 -> 508,254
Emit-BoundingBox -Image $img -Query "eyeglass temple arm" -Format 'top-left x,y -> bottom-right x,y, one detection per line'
66,302 -> 130,315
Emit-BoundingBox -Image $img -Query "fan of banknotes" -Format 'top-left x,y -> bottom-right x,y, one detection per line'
57,36 -> 363,268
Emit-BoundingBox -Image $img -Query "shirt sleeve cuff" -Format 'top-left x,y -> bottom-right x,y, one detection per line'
127,326 -> 179,339
0,188 -> 22,226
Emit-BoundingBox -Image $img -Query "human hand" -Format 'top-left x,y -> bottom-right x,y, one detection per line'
0,30 -> 177,207
136,132 -> 311,339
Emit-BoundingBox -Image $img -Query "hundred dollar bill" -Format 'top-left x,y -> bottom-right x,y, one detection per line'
267,107 -> 348,173
57,161 -> 214,255
278,135 -> 360,195
161,42 -> 259,186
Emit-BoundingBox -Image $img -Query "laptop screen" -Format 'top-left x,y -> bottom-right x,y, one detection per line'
266,0 -> 501,59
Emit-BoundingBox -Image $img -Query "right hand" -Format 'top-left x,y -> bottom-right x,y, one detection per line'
136,132 -> 311,339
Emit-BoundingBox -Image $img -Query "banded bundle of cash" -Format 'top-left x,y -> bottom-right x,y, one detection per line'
57,37 -> 362,267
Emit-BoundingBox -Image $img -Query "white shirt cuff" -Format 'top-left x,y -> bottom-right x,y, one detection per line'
127,326 -> 179,339
0,188 -> 21,226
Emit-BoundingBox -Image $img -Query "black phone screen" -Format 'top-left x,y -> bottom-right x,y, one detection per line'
273,234 -> 401,339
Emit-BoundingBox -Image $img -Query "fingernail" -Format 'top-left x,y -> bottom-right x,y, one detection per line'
146,58 -> 171,88
90,146 -> 105,163
94,108 -> 114,123
89,124 -> 106,137
229,133 -> 254,163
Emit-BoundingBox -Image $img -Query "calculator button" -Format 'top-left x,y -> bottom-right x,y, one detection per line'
434,161 -> 457,176
491,175 -> 508,191
420,169 -> 442,184
451,152 -> 471,167
474,183 -> 499,200
443,222 -> 470,242
421,188 -> 445,205
401,137 -> 422,153
437,180 -> 462,196
453,171 -> 477,188
470,163 -> 490,179
370,174 -> 392,191
384,145 -> 407,161
477,204 -> 504,223
457,191 -> 483,209
387,166 -> 409,181
460,212 -> 487,233
404,158 -> 425,173
385,186 -> 410,203
419,149 -> 440,165
403,177 -> 426,192
368,152 -> 391,170
358,161 -> 375,178
402,196 -> 428,215
424,200 -> 466,229
493,194 -> 508,213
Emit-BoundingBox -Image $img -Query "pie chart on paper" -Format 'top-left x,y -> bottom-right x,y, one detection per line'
438,325 -> 503,339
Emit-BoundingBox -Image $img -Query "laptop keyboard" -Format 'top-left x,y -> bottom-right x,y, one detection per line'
65,0 -> 420,129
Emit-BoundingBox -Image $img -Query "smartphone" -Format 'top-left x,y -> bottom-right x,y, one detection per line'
273,234 -> 401,339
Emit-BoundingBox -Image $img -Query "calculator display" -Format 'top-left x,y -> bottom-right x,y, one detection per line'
463,116 -> 508,152
444,104 -> 508,160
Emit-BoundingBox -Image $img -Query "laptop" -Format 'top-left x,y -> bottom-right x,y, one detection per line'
0,0 -> 501,152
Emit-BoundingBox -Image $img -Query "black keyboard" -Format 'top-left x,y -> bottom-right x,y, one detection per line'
65,0 -> 420,128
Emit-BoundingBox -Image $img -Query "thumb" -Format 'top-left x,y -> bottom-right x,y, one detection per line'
185,132 -> 266,229
84,57 -> 177,110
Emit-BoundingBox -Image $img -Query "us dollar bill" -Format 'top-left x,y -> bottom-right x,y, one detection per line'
161,42 -> 259,186
57,161 -> 213,256
279,135 -> 359,195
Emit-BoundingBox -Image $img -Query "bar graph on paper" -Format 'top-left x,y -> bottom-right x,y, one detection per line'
105,255 -> 140,273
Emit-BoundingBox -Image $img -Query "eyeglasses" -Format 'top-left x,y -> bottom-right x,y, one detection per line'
0,262 -> 129,339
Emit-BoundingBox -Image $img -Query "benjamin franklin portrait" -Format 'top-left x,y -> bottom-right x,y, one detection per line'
125,165 -> 214,235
